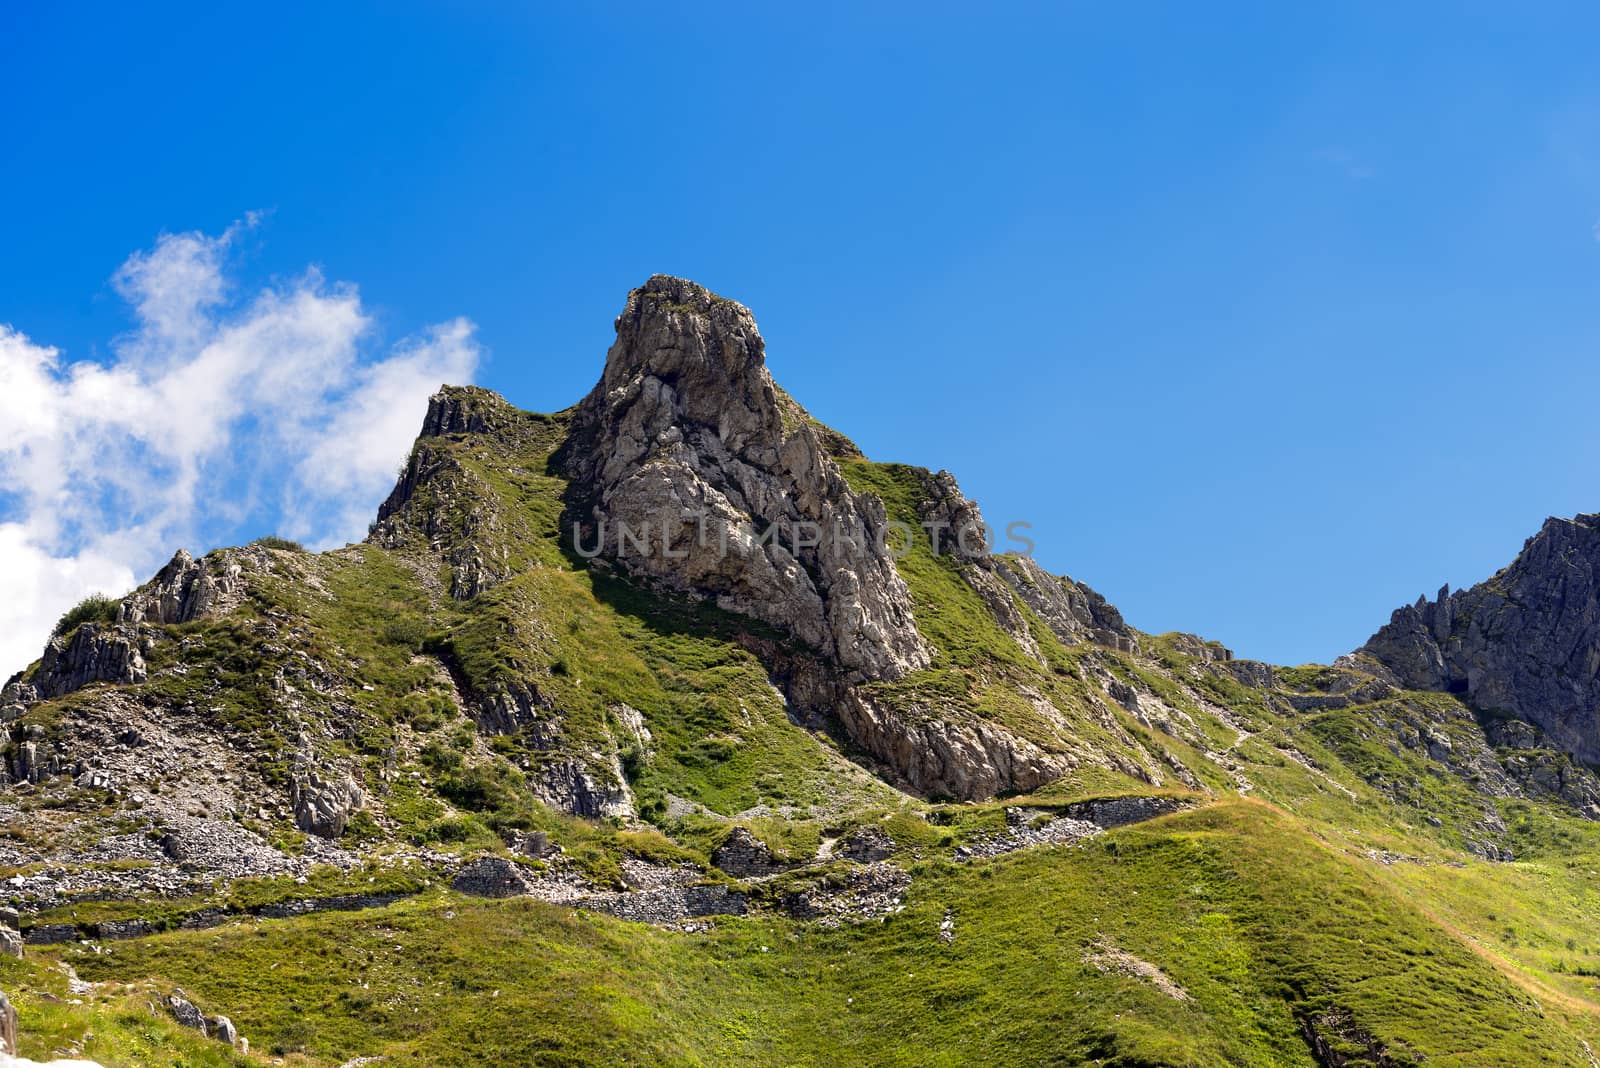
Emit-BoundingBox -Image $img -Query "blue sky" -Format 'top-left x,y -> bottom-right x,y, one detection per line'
3,3 -> 1600,672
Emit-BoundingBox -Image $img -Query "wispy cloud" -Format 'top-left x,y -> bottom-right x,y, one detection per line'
0,220 -> 481,676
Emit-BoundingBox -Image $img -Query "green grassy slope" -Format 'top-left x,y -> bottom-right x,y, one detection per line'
7,800 -> 1582,1067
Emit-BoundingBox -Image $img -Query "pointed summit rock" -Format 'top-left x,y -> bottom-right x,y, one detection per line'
562,276 -> 930,681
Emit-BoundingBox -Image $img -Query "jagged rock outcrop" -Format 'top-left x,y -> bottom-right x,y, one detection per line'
561,275 -> 929,682
532,759 -> 633,820
23,623 -> 150,700
836,688 -> 1068,798
1283,661 -> 1600,827
357,278 -> 1156,805
471,677 -> 560,740
418,384 -> 518,438
4,734 -> 57,786
1358,513 -> 1600,764
291,770 -> 365,838
118,549 -> 246,625
1,547 -> 254,712
753,626 -> 1134,801
369,386 -> 533,600
1483,717 -> 1600,814
1000,556 -> 1137,654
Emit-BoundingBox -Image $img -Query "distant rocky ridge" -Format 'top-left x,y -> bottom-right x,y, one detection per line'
1355,513 -> 1600,764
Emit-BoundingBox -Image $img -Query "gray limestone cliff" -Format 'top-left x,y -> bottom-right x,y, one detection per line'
560,275 -> 930,682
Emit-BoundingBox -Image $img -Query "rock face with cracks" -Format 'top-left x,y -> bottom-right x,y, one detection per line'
562,275 -> 930,683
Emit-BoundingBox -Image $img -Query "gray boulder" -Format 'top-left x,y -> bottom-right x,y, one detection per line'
509,830 -> 552,858
166,991 -> 207,1035
291,770 -> 364,838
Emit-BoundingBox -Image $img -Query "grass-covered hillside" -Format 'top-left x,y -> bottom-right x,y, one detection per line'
4,363 -> 1600,1066
5,800 -> 1600,1066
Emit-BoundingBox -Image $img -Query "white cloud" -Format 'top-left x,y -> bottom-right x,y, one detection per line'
289,317 -> 480,546
0,524 -> 135,672
0,221 -> 482,678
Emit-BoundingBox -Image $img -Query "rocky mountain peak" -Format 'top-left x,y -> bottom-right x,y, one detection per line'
1543,511 -> 1600,543
1357,510 -> 1600,762
563,276 -> 930,682
416,384 -> 519,439
584,275 -> 777,449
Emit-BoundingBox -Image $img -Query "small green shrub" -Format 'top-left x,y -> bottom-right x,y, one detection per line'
398,692 -> 453,731
253,535 -> 306,552
411,814 -> 496,847
436,765 -> 521,813
342,810 -> 383,843
54,593 -> 119,636
684,737 -> 736,767
420,741 -> 465,774
382,617 -> 431,650
268,1018 -> 316,1055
